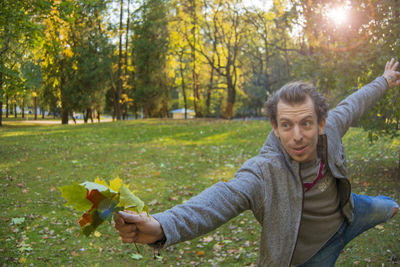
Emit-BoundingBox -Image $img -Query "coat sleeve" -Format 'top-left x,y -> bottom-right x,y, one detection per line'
152,159 -> 265,247
327,76 -> 389,137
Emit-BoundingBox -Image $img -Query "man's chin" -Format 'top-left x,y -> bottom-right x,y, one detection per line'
290,153 -> 311,163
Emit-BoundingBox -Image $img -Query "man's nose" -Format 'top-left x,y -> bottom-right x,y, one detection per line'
293,125 -> 303,142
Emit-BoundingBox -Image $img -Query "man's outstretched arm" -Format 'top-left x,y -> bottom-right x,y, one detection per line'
327,58 -> 400,137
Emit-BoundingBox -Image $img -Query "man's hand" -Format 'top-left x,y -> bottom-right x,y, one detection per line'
383,58 -> 400,88
114,211 -> 165,244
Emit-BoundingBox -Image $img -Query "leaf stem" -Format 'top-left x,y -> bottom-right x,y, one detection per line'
133,242 -> 140,254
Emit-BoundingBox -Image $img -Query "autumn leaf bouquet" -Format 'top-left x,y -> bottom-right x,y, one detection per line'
59,177 -> 148,237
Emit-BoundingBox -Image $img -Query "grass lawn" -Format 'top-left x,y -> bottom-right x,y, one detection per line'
0,118 -> 399,266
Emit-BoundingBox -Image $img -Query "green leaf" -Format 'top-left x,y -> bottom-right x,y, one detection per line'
130,253 -> 143,260
59,182 -> 92,212
118,185 -> 145,213
11,217 -> 25,225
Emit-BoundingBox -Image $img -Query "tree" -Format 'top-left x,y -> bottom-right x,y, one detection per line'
199,0 -> 245,119
0,0 -> 49,126
132,0 -> 169,117
39,0 -> 113,124
20,60 -> 42,119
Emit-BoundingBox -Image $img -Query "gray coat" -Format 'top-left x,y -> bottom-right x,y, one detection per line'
153,76 -> 389,266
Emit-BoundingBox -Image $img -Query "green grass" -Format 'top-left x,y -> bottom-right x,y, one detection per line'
0,119 -> 399,266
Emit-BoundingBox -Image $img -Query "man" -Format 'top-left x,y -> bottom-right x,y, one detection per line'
114,59 -> 400,266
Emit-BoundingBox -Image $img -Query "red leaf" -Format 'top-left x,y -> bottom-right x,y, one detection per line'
79,211 -> 92,227
86,190 -> 107,209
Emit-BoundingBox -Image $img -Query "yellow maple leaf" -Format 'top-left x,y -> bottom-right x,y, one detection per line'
94,177 -> 108,187
109,177 -> 124,192
19,257 -> 26,264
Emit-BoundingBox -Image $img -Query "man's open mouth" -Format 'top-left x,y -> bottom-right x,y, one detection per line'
292,146 -> 307,155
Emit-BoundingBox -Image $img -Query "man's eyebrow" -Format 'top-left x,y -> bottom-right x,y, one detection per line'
300,115 -> 314,121
278,115 -> 314,122
278,117 -> 291,122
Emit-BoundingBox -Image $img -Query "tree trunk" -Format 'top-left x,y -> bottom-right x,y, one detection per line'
123,0 -> 131,121
115,0 -> 124,120
60,60 -> 68,125
61,108 -> 69,124
134,103 -> 138,119
34,96 -> 37,120
224,78 -> 236,119
6,94 -> 9,118
14,101 -> 17,118
0,100 -> 2,126
90,109 -> 94,123
179,51 -> 188,119
69,112 -> 76,124
21,99 -> 24,118
191,0 -> 201,118
84,110 -> 88,123
206,66 -> 214,117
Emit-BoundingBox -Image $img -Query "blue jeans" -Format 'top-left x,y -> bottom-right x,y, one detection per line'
295,193 -> 399,267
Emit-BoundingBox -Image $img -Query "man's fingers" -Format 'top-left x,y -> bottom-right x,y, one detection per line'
114,213 -> 124,225
390,58 -> 395,68
115,220 -> 137,232
119,211 -> 145,224
392,61 -> 399,71
119,230 -> 137,239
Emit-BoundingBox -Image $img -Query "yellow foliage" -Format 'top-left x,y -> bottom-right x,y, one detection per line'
94,231 -> 102,237
63,48 -> 74,58
109,177 -> 124,192
94,177 -> 108,187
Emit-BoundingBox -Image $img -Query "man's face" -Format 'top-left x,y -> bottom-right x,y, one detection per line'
272,96 -> 326,163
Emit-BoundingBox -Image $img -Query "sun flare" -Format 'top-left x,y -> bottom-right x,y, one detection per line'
327,7 -> 348,26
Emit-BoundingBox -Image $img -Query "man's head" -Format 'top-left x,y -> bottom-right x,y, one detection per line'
265,81 -> 329,163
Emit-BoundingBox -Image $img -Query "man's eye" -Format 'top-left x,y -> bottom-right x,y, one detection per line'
303,121 -> 311,127
281,123 -> 289,128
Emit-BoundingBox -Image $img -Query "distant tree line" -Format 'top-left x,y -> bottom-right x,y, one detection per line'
0,0 -> 399,138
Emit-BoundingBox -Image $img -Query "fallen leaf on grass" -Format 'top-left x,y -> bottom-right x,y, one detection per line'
202,236 -> 213,243
196,250 -> 205,257
11,218 -> 25,225
130,253 -> 143,260
94,231 -> 102,237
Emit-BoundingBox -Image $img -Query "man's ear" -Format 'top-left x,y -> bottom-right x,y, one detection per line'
318,118 -> 326,135
272,123 -> 280,138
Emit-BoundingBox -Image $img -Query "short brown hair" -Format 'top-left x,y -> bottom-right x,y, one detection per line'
265,81 -> 329,126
